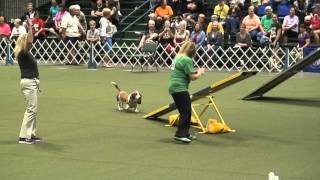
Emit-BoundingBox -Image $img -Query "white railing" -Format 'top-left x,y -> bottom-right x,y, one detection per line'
0,38 -> 304,72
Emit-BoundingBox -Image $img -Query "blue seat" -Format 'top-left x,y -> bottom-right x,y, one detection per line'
257,4 -> 268,17
277,3 -> 291,18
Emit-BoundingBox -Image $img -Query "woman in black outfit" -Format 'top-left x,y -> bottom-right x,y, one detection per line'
15,18 -> 41,144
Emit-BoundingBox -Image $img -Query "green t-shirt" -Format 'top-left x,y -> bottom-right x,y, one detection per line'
261,15 -> 273,32
168,55 -> 196,94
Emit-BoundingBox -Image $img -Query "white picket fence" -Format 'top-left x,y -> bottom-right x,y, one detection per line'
0,38 -> 304,72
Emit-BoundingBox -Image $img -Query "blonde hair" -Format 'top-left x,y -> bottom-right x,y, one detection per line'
102,8 -> 111,17
178,41 -> 196,58
14,33 -> 28,58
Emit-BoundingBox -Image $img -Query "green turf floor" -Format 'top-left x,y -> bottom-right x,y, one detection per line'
0,65 -> 319,180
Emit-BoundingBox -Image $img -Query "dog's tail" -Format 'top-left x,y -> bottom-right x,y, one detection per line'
111,81 -> 121,91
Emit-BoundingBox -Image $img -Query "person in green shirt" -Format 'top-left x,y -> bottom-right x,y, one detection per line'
258,6 -> 274,46
168,41 -> 205,143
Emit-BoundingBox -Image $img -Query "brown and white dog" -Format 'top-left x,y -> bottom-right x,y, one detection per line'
111,82 -> 142,112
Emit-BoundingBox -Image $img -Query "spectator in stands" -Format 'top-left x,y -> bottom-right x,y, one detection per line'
197,14 -> 207,32
297,24 -> 310,49
21,2 -> 36,22
269,14 -> 282,48
213,0 -> 230,24
154,0 -> 173,29
269,14 -> 282,70
0,16 -> 11,39
206,21 -> 223,49
55,4 -> 68,35
138,20 -> 158,50
159,20 -> 175,54
186,0 -> 204,15
293,0 -> 307,23
242,6 -> 264,41
45,0 -> 59,28
10,19 -> 27,39
282,7 -> 299,43
311,7 -> 320,43
174,20 -> 190,46
106,0 -> 120,26
61,5 -> 85,64
91,0 -> 105,25
87,20 -> 100,43
257,6 -> 273,45
225,0 -> 241,35
190,22 -> 205,48
32,11 -> 46,40
207,14 -> 224,35
73,5 -> 87,34
155,0 -> 174,22
234,23 -> 252,47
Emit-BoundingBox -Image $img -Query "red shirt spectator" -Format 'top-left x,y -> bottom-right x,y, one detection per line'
0,16 -> 11,38
311,14 -> 320,30
32,12 -> 46,37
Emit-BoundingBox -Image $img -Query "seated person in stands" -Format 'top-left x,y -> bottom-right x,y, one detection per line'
234,23 -> 252,48
54,3 -> 68,36
197,14 -> 207,32
206,21 -> 223,49
311,7 -> 320,43
21,2 -> 36,22
190,22 -> 205,48
91,0 -> 105,24
297,24 -> 310,50
45,0 -> 59,29
0,16 -> 11,39
242,6 -> 264,41
155,0 -> 174,29
207,14 -> 224,35
138,20 -> 159,50
174,20 -> 190,46
282,7 -> 299,43
257,6 -> 273,45
10,19 -> 27,39
186,0 -> 204,15
225,0 -> 241,35
32,11 -> 47,40
213,0 -> 230,24
159,20 -> 175,51
269,14 -> 282,48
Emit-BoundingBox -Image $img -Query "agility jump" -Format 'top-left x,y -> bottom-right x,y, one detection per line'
144,71 -> 257,119
243,48 -> 320,100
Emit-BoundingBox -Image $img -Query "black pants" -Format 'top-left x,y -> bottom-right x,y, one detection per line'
172,91 -> 191,137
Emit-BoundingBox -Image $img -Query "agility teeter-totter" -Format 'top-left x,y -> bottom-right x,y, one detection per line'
144,71 -> 258,133
243,48 -> 320,100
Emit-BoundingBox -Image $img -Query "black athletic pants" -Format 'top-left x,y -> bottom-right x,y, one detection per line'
171,91 -> 191,138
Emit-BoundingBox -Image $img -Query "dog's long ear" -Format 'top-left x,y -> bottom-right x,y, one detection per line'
129,92 -> 137,103
137,93 -> 142,104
